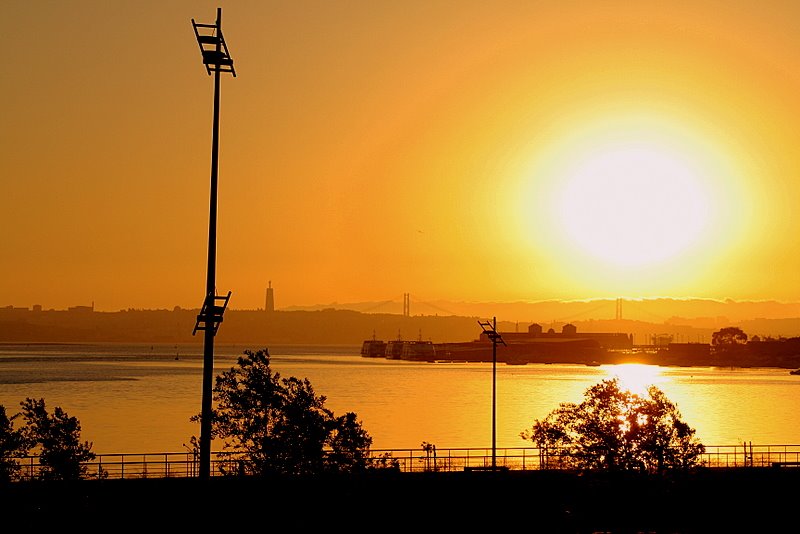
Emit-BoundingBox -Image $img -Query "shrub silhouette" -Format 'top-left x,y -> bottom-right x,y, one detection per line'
521,377 -> 705,472
192,348 -> 377,476
18,398 -> 96,480
0,405 -> 27,482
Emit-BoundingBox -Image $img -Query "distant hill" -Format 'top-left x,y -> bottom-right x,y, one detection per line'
282,297 -> 800,325
2,298 -> 799,346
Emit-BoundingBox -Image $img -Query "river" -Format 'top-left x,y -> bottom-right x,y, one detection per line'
1,342 -> 799,454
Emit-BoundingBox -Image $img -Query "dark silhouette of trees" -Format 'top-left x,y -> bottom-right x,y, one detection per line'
0,405 -> 26,482
193,348 -> 375,476
19,398 -> 96,480
711,327 -> 750,364
521,378 -> 705,472
8,398 -> 96,480
1,399 -> 95,481
421,441 -> 438,471
711,327 -> 748,347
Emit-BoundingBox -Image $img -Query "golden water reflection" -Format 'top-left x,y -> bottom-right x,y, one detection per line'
2,346 -> 800,453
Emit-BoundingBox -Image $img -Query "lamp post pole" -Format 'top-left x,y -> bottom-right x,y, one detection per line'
199,11 -> 222,483
492,317 -> 497,468
191,7 -> 236,480
479,317 -> 505,470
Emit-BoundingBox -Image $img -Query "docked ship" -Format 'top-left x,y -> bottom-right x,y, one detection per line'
361,332 -> 437,361
399,339 -> 436,361
360,332 -> 387,358
361,322 -> 633,365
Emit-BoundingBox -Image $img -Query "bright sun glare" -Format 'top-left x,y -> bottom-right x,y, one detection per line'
606,363 -> 664,395
556,142 -> 712,268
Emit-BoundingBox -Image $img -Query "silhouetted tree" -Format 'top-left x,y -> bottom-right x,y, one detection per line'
19,398 -> 96,480
0,405 -> 28,482
521,378 -> 705,472
193,348 -> 374,476
421,441 -> 438,471
326,411 -> 374,470
711,327 -> 748,347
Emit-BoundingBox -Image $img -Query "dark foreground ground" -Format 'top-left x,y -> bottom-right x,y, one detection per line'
3,466 -> 797,532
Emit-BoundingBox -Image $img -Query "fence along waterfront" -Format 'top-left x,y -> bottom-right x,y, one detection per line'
12,444 -> 800,480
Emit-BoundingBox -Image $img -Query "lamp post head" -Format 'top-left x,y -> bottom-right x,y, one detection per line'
192,10 -> 236,77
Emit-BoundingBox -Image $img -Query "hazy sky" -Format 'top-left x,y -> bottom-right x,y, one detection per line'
4,1 -> 800,312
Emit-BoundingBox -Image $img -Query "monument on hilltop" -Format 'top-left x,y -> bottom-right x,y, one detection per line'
265,281 -> 275,313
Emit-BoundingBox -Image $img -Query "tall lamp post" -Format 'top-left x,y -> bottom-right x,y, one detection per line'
479,317 -> 505,470
191,7 -> 235,480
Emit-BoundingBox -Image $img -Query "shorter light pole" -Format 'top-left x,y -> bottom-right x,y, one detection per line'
479,317 -> 505,470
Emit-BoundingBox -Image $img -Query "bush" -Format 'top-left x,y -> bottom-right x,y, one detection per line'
521,378 -> 705,472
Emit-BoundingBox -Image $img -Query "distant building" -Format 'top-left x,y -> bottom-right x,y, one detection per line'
652,333 -> 674,347
482,322 -> 634,350
265,281 -> 275,313
0,305 -> 29,319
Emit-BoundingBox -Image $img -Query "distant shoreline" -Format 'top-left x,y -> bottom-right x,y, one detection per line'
3,339 -> 800,370
3,305 -> 800,348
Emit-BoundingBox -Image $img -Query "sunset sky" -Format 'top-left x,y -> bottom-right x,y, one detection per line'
4,1 -> 800,312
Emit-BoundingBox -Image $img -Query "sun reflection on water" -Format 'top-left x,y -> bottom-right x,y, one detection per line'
604,363 -> 666,395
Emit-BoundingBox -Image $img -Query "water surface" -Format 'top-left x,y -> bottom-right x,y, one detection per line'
1,342 -> 798,454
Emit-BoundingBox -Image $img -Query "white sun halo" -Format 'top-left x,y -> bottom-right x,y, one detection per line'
555,142 -> 712,268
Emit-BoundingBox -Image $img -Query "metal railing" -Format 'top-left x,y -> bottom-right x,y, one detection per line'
11,443 -> 800,481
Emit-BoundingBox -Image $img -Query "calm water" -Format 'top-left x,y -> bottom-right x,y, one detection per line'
1,342 -> 799,454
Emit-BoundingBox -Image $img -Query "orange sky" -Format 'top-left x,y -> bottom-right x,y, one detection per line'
4,1 -> 800,312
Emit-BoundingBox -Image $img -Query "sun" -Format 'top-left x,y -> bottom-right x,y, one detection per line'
512,110 -> 750,297
554,140 -> 713,268
514,110 -> 747,288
